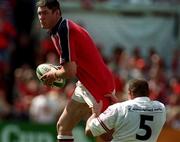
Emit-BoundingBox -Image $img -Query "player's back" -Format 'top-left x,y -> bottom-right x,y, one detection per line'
112,97 -> 166,142
67,19 -> 115,101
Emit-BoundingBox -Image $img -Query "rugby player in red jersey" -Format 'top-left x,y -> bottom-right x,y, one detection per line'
36,0 -> 116,141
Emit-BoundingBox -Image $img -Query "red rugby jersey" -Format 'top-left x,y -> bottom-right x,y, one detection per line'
50,18 -> 115,107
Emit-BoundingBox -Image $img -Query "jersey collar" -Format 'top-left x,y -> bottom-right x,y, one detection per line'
49,17 -> 63,35
134,97 -> 150,102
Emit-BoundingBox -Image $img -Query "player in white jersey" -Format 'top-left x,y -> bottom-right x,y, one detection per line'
85,79 -> 166,142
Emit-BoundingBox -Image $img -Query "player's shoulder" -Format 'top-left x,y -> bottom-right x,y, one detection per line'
120,99 -> 135,106
58,18 -> 75,30
109,100 -> 133,112
66,19 -> 87,32
57,18 -> 80,38
105,102 -> 123,113
152,100 -> 166,110
66,19 -> 79,28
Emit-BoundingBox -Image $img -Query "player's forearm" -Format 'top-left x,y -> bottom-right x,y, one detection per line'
56,62 -> 77,79
55,68 -> 67,79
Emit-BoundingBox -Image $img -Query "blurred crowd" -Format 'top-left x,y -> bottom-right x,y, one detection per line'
0,0 -> 179,131
61,0 -> 180,5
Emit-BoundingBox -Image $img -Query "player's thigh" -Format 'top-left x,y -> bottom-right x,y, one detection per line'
57,99 -> 91,132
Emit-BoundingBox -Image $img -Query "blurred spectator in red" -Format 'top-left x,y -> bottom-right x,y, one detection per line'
109,46 -> 124,73
108,45 -> 126,101
12,64 -> 39,120
167,77 -> 180,128
171,48 -> 180,77
148,53 -> 169,104
81,0 -> 93,10
146,47 -> 157,71
147,49 -> 166,77
0,5 -> 16,64
109,45 -> 129,79
128,46 -> 146,79
169,77 -> 180,106
35,36 -> 57,65
0,4 -> 16,104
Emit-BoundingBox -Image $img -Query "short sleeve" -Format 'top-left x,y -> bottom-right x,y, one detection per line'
89,105 -> 118,136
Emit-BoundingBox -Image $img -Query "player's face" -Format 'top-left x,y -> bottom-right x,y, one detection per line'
37,6 -> 58,30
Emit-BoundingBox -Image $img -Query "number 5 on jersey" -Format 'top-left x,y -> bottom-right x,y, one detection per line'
136,115 -> 154,140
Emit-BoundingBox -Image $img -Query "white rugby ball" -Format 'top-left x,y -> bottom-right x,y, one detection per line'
36,63 -> 66,88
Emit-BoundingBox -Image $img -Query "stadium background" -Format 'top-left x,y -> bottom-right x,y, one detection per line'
0,0 -> 179,142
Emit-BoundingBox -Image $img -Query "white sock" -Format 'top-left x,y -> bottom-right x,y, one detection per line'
57,135 -> 74,142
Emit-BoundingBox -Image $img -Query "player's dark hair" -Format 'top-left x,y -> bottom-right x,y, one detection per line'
128,79 -> 149,97
36,0 -> 61,13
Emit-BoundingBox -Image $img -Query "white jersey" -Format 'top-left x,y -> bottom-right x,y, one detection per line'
89,97 -> 166,142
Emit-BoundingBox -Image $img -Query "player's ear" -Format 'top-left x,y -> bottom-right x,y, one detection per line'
128,90 -> 133,99
55,9 -> 61,16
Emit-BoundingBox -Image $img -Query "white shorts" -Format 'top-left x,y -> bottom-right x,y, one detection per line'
71,81 -> 96,108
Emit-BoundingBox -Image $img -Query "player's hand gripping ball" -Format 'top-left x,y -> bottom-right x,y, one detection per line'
36,63 -> 66,88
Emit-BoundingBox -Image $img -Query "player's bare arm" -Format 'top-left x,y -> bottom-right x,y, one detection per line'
56,61 -> 77,79
41,61 -> 77,86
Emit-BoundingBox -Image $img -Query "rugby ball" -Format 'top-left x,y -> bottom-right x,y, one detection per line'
36,63 -> 66,88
